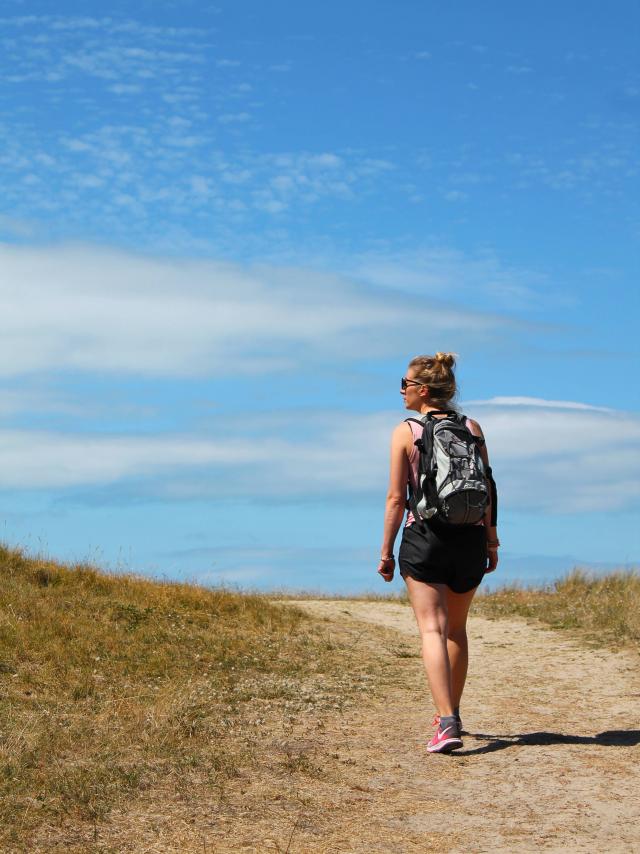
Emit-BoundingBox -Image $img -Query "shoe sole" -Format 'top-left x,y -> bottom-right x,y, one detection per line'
427,737 -> 463,754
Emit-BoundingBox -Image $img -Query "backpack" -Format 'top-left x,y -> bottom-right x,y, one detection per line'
406,410 -> 489,526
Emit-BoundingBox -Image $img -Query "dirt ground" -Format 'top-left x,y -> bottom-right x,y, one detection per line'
62,599 -> 639,854
284,601 -> 640,852
280,600 -> 640,853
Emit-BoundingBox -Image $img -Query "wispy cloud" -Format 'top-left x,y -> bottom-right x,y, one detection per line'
0,386 -> 156,421
0,15 -> 211,88
0,430 -> 257,489
0,115 -> 399,241
348,247 -> 569,312
471,398 -> 640,513
0,244 -> 509,379
218,112 -> 251,124
1,398 -> 638,516
2,9 -> 637,253
506,64 -> 533,74
0,12 -> 398,252
472,396 -> 614,412
506,144 -> 639,194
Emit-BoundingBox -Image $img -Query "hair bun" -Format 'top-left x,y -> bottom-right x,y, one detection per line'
434,352 -> 457,369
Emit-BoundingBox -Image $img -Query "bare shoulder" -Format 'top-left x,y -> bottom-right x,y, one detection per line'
392,420 -> 414,450
465,417 -> 485,438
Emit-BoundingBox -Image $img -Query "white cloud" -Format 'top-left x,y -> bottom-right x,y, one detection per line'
108,84 -> 143,95
348,246 -> 565,312
1,398 -> 638,516
254,198 -> 287,214
190,175 -> 211,195
0,429 -> 259,489
1,117 -> 401,232
218,112 -> 250,124
471,398 -> 640,460
0,387 -> 154,420
0,243 -> 507,379
472,396 -> 613,412
306,153 -> 343,169
0,14 -> 210,40
0,389 -> 79,418
443,190 -> 468,202
468,398 -> 640,512
0,16 -> 403,231
506,145 -> 638,194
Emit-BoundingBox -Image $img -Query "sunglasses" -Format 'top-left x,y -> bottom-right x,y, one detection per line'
401,377 -> 425,390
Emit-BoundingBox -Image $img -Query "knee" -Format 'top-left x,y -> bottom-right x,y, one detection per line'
419,613 -> 448,639
447,625 -> 467,644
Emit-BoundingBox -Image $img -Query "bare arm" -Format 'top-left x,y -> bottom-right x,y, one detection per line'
378,423 -> 411,582
467,418 -> 499,572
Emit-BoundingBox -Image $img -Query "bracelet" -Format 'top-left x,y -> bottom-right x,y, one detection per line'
380,556 -> 395,562
486,539 -> 500,548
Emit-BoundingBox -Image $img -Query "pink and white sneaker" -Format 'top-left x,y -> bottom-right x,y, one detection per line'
427,717 -> 463,754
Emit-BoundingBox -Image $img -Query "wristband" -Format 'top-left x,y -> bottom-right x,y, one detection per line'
486,539 -> 500,548
380,556 -> 395,562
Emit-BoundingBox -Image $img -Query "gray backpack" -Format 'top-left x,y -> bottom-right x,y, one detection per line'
406,411 -> 490,525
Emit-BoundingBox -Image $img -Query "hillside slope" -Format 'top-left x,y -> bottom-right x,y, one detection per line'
2,547 -> 639,852
0,546 -> 385,852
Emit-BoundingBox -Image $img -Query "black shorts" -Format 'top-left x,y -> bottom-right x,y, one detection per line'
398,520 -> 487,594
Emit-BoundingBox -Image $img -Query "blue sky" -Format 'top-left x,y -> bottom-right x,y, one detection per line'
1,0 -> 638,592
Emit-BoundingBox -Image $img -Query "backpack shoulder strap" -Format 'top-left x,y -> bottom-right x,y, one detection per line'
404,417 -> 426,449
403,417 -> 433,528
463,415 -> 497,524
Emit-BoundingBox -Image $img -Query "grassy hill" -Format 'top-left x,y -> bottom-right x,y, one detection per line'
0,545 -> 383,852
1,543 -> 637,851
474,568 -> 640,649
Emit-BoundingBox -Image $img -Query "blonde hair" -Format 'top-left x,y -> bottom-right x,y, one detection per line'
408,352 -> 458,408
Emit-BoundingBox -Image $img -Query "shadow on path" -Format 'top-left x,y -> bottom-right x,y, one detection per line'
457,729 -> 640,756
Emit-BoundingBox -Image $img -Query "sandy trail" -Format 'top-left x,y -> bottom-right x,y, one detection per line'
85,600 -> 640,853
284,600 -> 640,853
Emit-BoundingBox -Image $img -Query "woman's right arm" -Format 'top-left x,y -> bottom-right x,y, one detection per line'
378,424 -> 410,581
468,418 -> 499,573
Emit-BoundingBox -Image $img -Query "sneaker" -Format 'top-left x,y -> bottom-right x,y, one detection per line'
427,718 -> 463,754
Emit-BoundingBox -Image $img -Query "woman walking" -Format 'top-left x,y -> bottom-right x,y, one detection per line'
378,353 -> 499,753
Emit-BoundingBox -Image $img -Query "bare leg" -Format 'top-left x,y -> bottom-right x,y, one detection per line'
404,576 -> 454,716
445,586 -> 478,710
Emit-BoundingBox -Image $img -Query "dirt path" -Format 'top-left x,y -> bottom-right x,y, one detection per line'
280,600 -> 640,853
86,600 -> 639,853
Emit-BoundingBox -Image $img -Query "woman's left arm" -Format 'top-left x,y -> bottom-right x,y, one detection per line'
378,424 -> 410,582
467,418 -> 499,573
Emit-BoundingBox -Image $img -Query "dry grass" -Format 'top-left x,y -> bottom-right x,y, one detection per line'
475,567 -> 640,650
267,589 -> 409,603
0,544 -> 382,851
3,540 -> 638,851
276,566 -> 640,653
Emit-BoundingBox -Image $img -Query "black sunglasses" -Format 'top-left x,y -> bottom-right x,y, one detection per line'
401,376 -> 425,390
